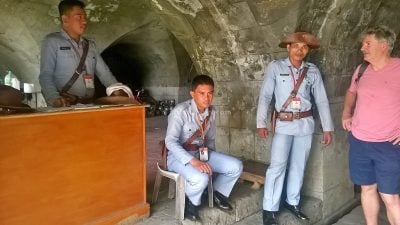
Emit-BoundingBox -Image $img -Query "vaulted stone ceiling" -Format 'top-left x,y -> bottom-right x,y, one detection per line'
1,1 -> 399,219
1,0 -> 399,93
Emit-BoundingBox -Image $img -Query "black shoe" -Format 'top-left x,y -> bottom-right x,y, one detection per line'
185,197 -> 201,221
213,191 -> 233,211
201,188 -> 209,204
284,203 -> 309,220
263,210 -> 278,225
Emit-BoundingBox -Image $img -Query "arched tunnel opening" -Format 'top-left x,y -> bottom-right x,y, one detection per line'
95,42 -> 148,98
95,28 -> 197,116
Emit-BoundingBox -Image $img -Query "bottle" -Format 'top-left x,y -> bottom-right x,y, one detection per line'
4,70 -> 12,86
11,76 -> 20,90
4,70 -> 20,90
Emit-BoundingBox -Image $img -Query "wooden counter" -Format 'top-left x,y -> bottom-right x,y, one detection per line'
0,106 -> 149,225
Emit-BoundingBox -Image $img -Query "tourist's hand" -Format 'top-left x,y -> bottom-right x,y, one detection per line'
258,128 -> 269,138
342,114 -> 352,131
189,158 -> 212,175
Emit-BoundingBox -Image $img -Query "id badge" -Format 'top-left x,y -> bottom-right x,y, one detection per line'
291,97 -> 301,109
199,147 -> 209,162
83,74 -> 95,89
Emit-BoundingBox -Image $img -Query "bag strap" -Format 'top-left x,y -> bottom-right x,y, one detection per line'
61,39 -> 89,94
355,61 -> 369,83
182,107 -> 212,150
280,66 -> 309,111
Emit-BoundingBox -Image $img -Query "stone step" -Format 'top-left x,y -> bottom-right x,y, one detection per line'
139,181 -> 322,225
182,181 -> 323,225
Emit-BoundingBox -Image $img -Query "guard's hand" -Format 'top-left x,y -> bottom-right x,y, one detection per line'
258,128 -> 269,139
342,114 -> 352,131
189,158 -> 212,176
322,131 -> 332,146
52,96 -> 70,108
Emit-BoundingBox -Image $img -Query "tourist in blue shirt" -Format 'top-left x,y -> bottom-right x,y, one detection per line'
256,32 -> 334,225
39,0 -> 125,107
165,75 -> 243,221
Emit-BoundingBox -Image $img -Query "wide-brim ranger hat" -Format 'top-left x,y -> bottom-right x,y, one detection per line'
0,85 -> 34,114
278,32 -> 320,49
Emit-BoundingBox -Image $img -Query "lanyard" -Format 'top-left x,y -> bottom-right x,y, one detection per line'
195,112 -> 208,147
289,66 -> 304,87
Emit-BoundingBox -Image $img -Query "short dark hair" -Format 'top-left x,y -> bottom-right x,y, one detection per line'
364,25 -> 397,52
58,0 -> 85,16
191,74 -> 214,91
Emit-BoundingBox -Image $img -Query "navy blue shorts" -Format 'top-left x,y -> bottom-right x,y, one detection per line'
348,133 -> 400,194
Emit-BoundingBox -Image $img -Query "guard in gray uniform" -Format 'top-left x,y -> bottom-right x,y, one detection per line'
165,75 -> 243,221
256,32 -> 334,225
39,0 -> 124,107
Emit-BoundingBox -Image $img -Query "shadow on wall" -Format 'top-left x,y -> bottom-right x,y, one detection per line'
95,43 -> 148,98
94,28 -> 196,103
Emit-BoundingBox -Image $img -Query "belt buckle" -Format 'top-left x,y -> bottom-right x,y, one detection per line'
293,112 -> 300,119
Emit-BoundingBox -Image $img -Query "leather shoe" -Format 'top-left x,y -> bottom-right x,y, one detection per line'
213,191 -> 233,211
263,210 -> 278,225
284,203 -> 309,220
185,197 -> 201,221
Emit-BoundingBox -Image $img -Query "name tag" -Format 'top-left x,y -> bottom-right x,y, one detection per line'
291,97 -> 301,109
60,46 -> 71,50
199,147 -> 209,162
83,74 -> 95,89
280,74 -> 289,76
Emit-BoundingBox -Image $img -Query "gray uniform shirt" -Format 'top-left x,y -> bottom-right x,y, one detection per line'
165,99 -> 216,165
256,58 -> 334,135
39,29 -> 117,104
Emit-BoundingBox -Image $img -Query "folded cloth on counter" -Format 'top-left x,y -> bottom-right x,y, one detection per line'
106,83 -> 134,98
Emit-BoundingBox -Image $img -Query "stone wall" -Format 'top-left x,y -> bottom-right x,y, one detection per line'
1,0 -> 400,222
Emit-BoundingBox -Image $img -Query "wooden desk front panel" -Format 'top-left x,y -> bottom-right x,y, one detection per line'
0,106 -> 149,225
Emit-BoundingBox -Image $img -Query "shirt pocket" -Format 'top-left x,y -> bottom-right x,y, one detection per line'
276,74 -> 292,89
183,122 -> 200,142
57,49 -> 75,59
55,49 -> 76,72
300,76 -> 313,93
85,48 -> 96,74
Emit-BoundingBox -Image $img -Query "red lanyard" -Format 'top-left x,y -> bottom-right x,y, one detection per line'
195,113 -> 207,147
289,66 -> 304,87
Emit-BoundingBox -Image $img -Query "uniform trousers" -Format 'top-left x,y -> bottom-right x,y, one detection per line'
263,133 -> 312,211
168,150 -> 243,206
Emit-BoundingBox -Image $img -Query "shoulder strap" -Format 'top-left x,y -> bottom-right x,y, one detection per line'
182,107 -> 212,149
355,61 -> 369,83
61,39 -> 89,94
161,107 -> 212,168
280,66 -> 309,111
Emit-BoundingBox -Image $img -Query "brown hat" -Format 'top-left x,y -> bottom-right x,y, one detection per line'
278,32 -> 320,49
0,85 -> 34,114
